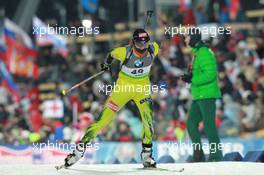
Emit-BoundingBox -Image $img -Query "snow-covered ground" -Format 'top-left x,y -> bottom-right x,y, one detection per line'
0,162 -> 263,175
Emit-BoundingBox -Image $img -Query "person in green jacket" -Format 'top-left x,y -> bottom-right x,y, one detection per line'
181,29 -> 223,162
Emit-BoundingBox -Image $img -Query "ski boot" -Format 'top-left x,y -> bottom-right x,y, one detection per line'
64,143 -> 85,167
187,149 -> 205,162
141,144 -> 156,168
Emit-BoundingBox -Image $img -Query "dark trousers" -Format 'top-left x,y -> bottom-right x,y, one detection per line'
187,98 -> 223,161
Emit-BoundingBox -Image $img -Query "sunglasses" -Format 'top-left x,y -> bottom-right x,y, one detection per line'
134,40 -> 149,48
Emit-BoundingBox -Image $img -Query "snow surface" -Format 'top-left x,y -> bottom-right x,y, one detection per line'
0,162 -> 263,175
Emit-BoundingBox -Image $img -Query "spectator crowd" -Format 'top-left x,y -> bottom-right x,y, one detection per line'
0,1 -> 264,145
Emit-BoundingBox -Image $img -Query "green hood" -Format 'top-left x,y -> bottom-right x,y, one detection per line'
191,41 -> 208,54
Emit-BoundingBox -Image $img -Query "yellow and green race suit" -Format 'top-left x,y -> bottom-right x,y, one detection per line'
81,42 -> 159,146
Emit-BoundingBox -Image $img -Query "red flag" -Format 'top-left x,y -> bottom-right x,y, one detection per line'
230,0 -> 240,20
4,18 -> 39,79
5,39 -> 39,79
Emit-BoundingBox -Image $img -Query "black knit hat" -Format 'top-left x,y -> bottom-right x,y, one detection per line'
188,27 -> 202,47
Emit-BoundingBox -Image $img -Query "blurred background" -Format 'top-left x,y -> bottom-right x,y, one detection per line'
0,0 -> 264,164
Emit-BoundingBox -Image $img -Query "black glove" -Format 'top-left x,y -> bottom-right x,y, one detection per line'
180,72 -> 192,83
101,62 -> 111,71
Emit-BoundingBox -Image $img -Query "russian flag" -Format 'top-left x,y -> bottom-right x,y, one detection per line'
0,61 -> 20,101
0,17 -> 5,59
0,18 -> 19,101
33,17 -> 68,58
4,18 -> 34,48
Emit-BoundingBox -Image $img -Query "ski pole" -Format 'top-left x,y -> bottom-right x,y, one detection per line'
143,10 -> 153,29
61,70 -> 105,96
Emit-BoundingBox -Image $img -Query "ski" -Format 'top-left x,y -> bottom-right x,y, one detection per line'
136,167 -> 184,172
55,164 -> 67,170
